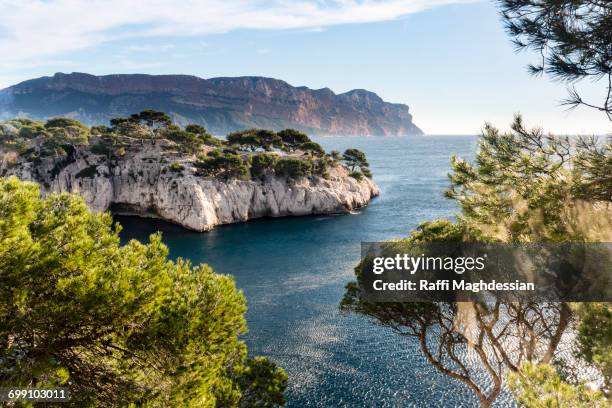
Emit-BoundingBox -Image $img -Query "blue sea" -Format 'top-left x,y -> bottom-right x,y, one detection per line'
117,136 -> 516,407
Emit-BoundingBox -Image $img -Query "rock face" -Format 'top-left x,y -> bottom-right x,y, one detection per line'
5,138 -> 379,231
0,72 -> 423,136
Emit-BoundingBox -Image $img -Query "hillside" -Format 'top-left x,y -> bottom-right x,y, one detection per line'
0,72 -> 423,136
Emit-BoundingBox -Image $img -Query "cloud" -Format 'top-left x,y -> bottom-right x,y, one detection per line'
0,0 -> 475,67
125,43 -> 176,53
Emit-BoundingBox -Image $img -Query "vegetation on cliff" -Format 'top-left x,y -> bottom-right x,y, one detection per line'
0,110 -> 372,183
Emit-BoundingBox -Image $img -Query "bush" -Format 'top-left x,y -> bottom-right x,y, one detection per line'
250,153 -> 278,179
164,128 -> 204,154
44,118 -> 90,145
168,162 -> 185,172
90,142 -> 112,156
349,171 -> 364,181
275,158 -> 313,179
75,165 -> 98,179
300,141 -> 325,157
314,158 -> 330,178
227,129 -> 282,152
195,151 -> 249,180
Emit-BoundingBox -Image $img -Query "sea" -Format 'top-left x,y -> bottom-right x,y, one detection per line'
117,135 -> 517,407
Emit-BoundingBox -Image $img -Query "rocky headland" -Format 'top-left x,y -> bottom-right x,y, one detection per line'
0,113 -> 379,231
0,72 -> 423,136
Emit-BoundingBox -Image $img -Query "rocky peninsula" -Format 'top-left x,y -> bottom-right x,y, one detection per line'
0,111 -> 379,231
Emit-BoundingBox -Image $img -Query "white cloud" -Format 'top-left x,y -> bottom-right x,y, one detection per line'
125,43 -> 176,53
0,0 -> 475,67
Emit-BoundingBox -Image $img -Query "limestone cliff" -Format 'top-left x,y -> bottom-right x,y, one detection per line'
4,137 -> 379,231
0,73 -> 423,136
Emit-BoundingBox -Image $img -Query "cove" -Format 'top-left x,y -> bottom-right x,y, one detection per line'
118,135 -> 516,407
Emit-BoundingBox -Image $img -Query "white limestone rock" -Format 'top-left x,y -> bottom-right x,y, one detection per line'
5,139 -> 379,231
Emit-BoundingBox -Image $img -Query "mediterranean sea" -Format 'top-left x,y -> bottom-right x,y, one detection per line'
118,135 -> 516,407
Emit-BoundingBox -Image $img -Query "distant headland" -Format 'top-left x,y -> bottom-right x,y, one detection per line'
0,72 -> 423,137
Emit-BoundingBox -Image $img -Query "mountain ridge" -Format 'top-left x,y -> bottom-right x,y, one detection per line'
0,72 -> 423,136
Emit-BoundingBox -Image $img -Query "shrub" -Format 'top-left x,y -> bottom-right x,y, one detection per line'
314,158 -> 330,178
275,158 -> 313,179
329,150 -> 342,163
168,161 -> 185,172
300,141 -> 325,157
90,142 -> 111,156
195,151 -> 249,180
250,153 -> 278,179
227,129 -> 282,152
164,128 -> 204,154
349,171 -> 364,181
75,165 -> 98,179
44,118 -> 90,145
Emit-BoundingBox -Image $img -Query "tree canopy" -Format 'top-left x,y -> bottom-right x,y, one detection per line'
498,0 -> 612,119
277,129 -> 311,151
129,109 -> 172,128
0,177 -> 286,407
195,150 -> 250,181
341,116 -> 611,407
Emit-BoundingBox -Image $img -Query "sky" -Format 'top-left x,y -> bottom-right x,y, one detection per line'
0,0 -> 609,135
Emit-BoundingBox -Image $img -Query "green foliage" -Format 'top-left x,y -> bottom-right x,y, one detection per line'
195,150 -> 249,180
168,162 -> 185,172
44,118 -> 86,130
75,164 -> 98,179
227,129 -> 283,152
274,158 -> 313,179
349,171 -> 363,181
342,148 -> 371,179
164,128 -> 205,154
185,124 -> 208,135
185,124 -> 223,147
230,357 -> 288,408
129,109 -> 172,128
575,303 -> 612,396
314,158 -> 329,178
299,141 -> 325,157
342,116 -> 611,407
0,122 -> 29,153
329,150 -> 342,163
227,130 -> 262,152
342,149 -> 368,171
498,0 -> 612,120
42,118 -> 90,145
508,362 -> 608,408
90,125 -> 110,136
0,177 -> 286,407
446,115 -> 611,242
250,153 -> 279,179
572,137 -> 612,201
277,129 -> 311,151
